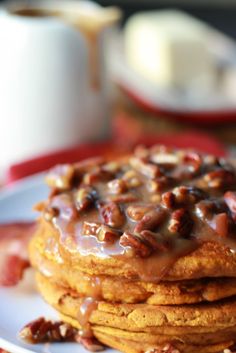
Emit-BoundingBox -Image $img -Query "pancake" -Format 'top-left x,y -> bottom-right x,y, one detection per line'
30,236 -> 236,305
31,218 -> 236,282
36,272 -> 235,353
29,146 -> 236,352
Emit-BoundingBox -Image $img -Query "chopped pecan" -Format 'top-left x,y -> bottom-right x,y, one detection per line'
82,222 -> 101,236
134,145 -> 150,159
150,152 -> 179,166
97,225 -> 121,242
224,191 -> 236,221
43,207 -> 59,222
120,232 -> 152,258
106,193 -> 138,203
108,179 -> 127,194
161,191 -> 175,209
50,194 -> 77,221
102,161 -> 120,173
75,186 -> 96,211
203,169 -> 235,189
150,194 -> 162,203
19,317 -> 77,343
122,170 -> 142,188
98,202 -> 125,228
209,213 -> 229,237
168,208 -> 193,237
172,186 -> 206,205
134,208 -> 166,233
130,157 -> 161,179
127,205 -> 154,221
45,164 -> 75,190
83,167 -> 112,185
147,177 -> 174,193
183,151 -> 202,173
195,199 -> 227,221
140,230 -> 169,251
76,335 -> 105,352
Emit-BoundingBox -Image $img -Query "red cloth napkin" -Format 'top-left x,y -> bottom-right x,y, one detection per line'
6,132 -> 227,184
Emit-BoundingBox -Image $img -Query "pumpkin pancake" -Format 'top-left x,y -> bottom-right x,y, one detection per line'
30,238 -> 236,305
29,146 -> 236,352
36,272 -> 236,353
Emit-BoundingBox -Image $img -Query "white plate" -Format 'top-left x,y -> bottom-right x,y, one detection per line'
0,174 -> 114,353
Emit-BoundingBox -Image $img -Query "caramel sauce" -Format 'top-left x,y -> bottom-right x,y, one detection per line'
77,297 -> 98,338
46,150 -> 236,285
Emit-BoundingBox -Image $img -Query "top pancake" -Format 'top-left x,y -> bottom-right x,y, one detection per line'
32,145 -> 236,282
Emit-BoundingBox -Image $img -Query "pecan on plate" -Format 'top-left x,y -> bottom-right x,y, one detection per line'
168,208 -> 193,237
19,317 -> 77,343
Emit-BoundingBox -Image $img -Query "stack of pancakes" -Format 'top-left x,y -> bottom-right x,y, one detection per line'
29,146 -> 236,353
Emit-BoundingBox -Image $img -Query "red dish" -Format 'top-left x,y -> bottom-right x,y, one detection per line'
7,133 -> 227,183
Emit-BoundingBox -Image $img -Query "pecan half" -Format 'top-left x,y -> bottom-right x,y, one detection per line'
45,164 -> 75,190
120,232 -> 152,258
98,202 -> 125,228
75,186 -> 96,211
161,192 -> 175,209
134,208 -> 166,233
224,191 -> 236,221
168,208 -> 193,237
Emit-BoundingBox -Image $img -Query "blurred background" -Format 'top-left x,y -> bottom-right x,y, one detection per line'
1,0 -> 236,183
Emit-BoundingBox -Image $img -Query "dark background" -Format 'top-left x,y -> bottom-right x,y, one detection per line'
96,0 -> 236,39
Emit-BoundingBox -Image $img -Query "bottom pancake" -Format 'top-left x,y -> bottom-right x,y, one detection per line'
35,272 -> 236,353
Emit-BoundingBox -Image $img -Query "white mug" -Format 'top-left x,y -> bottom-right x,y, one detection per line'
0,1 -> 120,169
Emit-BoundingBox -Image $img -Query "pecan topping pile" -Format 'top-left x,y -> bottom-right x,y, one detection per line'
19,317 -> 105,352
42,146 -> 236,260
